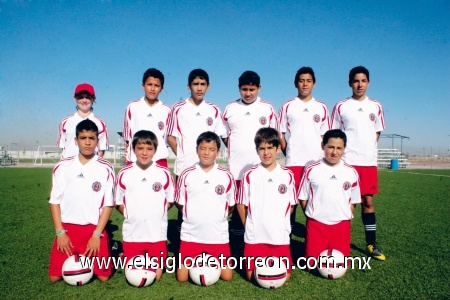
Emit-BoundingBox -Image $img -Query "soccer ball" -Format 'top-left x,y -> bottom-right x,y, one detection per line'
189,254 -> 221,286
125,255 -> 157,287
255,256 -> 288,289
317,249 -> 347,279
62,254 -> 93,286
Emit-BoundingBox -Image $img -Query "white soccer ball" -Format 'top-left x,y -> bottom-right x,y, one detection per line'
188,254 -> 221,286
125,255 -> 157,287
62,254 -> 93,286
317,249 -> 347,279
254,256 -> 288,289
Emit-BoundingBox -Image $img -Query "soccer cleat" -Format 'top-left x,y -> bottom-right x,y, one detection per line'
366,244 -> 386,261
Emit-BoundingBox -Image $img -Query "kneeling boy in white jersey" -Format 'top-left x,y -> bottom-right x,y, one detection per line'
115,130 -> 175,280
175,131 -> 235,282
298,129 -> 361,269
48,119 -> 115,282
238,128 -> 297,281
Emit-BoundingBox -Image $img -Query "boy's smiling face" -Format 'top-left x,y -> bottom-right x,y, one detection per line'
134,141 -> 156,169
74,94 -> 94,113
197,140 -> 219,169
257,141 -> 279,169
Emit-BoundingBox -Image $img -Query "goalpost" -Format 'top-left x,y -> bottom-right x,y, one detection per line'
34,146 -> 62,165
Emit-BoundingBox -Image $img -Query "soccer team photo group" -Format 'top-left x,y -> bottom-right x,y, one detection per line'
48,65 -> 387,289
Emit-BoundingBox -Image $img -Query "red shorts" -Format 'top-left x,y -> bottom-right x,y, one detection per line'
243,243 -> 292,273
305,218 -> 350,263
48,223 -> 112,277
179,241 -> 230,265
123,241 -> 167,267
353,166 -> 378,195
287,166 -> 305,191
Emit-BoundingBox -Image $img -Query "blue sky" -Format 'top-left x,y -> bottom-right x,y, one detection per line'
1,0 -> 449,155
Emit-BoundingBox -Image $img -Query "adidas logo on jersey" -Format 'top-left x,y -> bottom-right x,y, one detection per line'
358,108 -> 364,112
204,180 -> 210,184
77,173 -> 84,178
303,108 -> 309,112
268,178 -> 273,183
196,112 -> 201,116
147,113 -> 153,117
245,112 -> 251,116
330,175 -> 337,180
141,178 -> 147,182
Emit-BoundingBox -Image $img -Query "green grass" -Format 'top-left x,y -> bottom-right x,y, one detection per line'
0,168 -> 449,299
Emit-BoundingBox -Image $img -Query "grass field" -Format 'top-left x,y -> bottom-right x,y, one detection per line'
0,168 -> 449,299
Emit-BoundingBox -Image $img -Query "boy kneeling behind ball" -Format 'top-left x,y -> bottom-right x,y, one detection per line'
48,119 -> 115,282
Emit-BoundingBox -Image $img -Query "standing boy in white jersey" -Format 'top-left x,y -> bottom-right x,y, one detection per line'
175,131 -> 235,283
122,68 -> 172,168
115,130 -> 175,281
222,71 -> 277,256
279,67 -> 330,235
167,69 -> 227,234
48,119 -> 115,282
57,83 -> 109,159
167,69 -> 226,177
298,129 -> 361,268
331,66 -> 386,261
237,128 -> 297,281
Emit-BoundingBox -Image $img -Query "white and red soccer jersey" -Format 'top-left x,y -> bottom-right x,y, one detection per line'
168,99 -> 226,175
122,98 -> 172,163
49,155 -> 115,225
175,163 -> 235,244
115,162 -> 174,243
279,97 -> 330,167
298,159 -> 361,225
331,97 -> 385,166
223,97 -> 278,179
238,163 -> 297,245
57,112 -> 109,159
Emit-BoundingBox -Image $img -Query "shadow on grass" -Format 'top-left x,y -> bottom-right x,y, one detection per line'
350,243 -> 366,256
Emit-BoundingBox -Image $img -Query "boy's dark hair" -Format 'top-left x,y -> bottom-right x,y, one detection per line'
196,131 -> 221,150
142,68 -> 165,88
188,69 -> 209,85
238,71 -> 260,88
322,129 -> 347,147
349,66 -> 370,84
254,127 -> 280,149
76,119 -> 98,137
132,130 -> 158,150
294,67 -> 316,87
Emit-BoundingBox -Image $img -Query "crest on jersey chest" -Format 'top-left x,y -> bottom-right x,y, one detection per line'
215,184 -> 225,195
369,113 -> 376,122
158,121 -> 164,130
278,184 -> 287,194
206,117 -> 214,126
259,116 -> 267,125
92,181 -> 101,192
313,114 -> 320,123
343,181 -> 351,191
153,182 -> 162,192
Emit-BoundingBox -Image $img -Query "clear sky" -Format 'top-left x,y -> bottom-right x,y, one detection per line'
1,0 -> 449,156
